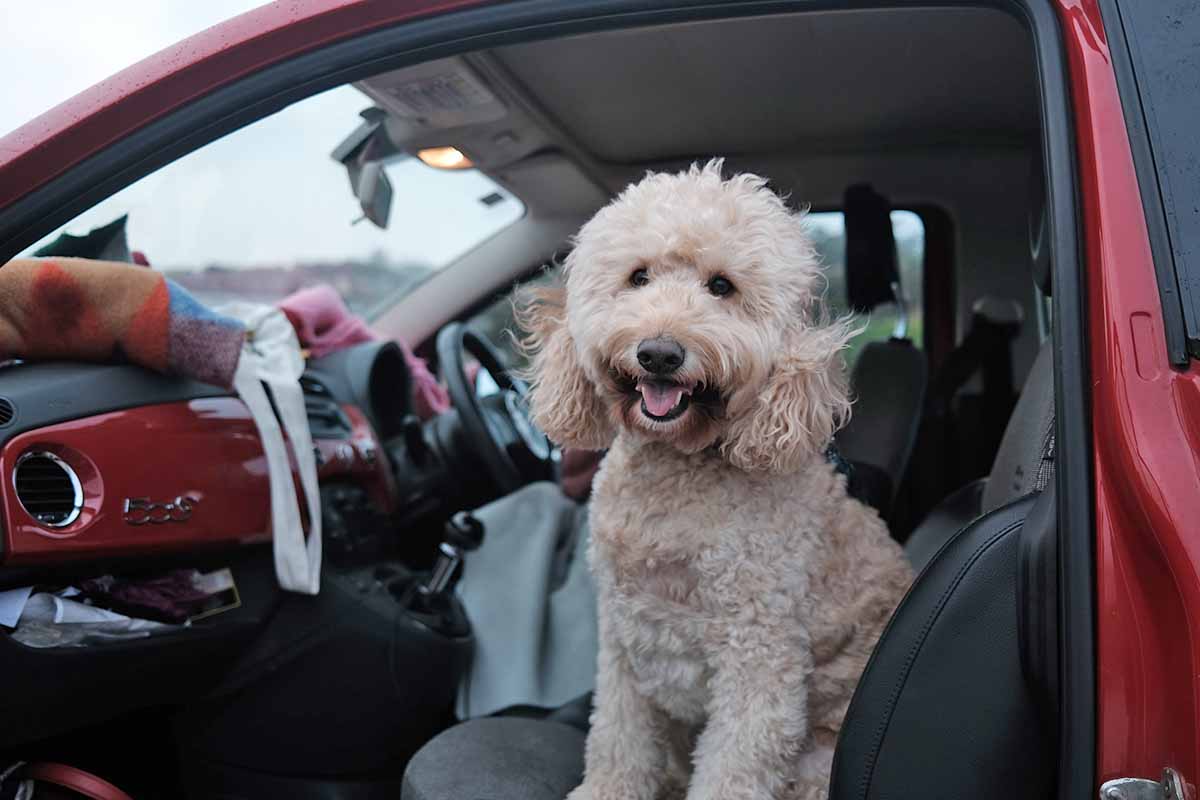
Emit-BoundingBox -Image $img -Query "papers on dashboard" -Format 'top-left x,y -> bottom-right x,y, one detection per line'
0,567 -> 242,648
7,589 -> 181,648
0,585 -> 33,628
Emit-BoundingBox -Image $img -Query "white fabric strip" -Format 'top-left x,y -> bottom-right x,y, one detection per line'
222,303 -> 322,595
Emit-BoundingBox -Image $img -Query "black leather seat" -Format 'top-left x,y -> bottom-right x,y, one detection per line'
835,185 -> 927,517
837,338 -> 927,514
831,488 -> 1057,800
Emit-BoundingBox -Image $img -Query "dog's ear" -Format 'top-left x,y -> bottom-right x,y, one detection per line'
514,284 -> 615,450
721,319 -> 854,473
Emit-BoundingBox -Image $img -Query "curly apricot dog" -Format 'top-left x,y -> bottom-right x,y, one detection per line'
519,160 -> 913,800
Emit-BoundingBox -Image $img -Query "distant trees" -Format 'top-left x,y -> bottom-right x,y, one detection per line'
166,259 -> 435,315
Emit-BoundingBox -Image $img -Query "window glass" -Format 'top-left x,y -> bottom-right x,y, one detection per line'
1113,0 -> 1200,348
23,85 -> 524,318
468,265 -> 561,376
808,209 -> 925,366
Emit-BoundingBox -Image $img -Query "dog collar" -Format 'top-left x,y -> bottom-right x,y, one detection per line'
825,442 -> 854,478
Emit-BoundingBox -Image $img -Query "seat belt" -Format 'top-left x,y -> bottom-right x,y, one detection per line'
928,302 -> 1021,487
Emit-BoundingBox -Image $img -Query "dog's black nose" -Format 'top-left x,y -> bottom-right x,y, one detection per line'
637,337 -> 685,375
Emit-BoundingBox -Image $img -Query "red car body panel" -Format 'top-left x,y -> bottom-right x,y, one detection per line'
0,0 -> 491,210
1058,0 -> 1200,784
0,399 -> 274,563
0,0 -> 1196,792
0,399 -> 391,564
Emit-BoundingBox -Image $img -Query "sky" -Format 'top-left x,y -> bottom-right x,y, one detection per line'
0,2 -> 523,272
1,2 -> 271,139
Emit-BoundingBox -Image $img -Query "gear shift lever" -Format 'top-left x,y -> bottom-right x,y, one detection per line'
419,512 -> 485,600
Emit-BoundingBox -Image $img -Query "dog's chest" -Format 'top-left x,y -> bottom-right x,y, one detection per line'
588,440 -> 809,723
608,564 -> 714,723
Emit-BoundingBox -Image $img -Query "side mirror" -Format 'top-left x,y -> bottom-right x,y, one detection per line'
331,108 -> 401,230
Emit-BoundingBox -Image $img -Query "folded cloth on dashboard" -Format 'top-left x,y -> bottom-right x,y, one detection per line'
79,570 -> 215,624
0,257 -> 244,387
278,283 -> 450,418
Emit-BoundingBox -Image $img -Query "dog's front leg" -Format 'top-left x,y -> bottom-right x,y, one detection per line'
686,625 -> 815,800
569,632 -> 670,800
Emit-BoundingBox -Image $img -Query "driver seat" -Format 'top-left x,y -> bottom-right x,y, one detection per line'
401,333 -> 1060,800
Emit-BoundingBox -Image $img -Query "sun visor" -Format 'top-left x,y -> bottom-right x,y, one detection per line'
355,58 -> 508,135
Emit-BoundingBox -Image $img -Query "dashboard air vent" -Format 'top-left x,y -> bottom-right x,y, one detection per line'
0,397 -> 14,427
14,452 -> 83,528
301,376 -> 351,438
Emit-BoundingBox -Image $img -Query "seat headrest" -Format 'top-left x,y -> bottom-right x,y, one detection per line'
1029,148 -> 1052,295
843,184 -> 900,313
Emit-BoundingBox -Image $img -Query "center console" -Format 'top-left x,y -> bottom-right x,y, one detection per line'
173,514 -> 488,800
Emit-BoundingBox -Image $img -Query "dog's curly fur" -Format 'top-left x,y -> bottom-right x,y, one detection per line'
518,161 -> 913,800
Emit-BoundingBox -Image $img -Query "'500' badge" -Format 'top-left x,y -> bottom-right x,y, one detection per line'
123,496 -> 198,525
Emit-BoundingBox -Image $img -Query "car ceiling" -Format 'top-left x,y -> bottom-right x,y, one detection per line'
359,7 -> 1037,173
489,8 -> 1038,164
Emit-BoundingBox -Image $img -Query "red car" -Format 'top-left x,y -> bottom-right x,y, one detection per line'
0,1 -> 1196,798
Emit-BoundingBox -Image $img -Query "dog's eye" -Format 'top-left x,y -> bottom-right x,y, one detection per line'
707,275 -> 735,297
630,267 -> 650,287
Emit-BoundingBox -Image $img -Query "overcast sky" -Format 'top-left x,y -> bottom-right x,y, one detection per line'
1,2 -> 270,139
1,2 -> 523,272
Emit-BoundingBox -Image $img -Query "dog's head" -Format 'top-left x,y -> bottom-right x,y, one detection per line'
518,160 -> 854,473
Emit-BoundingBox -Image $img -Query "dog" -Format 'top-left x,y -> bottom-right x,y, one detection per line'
518,160 -> 913,800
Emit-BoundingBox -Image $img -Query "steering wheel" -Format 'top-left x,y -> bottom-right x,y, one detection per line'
436,322 -> 552,493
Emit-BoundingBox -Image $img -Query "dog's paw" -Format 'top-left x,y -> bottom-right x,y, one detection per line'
567,776 -> 664,800
565,784 -> 593,800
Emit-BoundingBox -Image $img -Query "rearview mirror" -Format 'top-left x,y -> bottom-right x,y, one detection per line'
331,108 -> 401,230
355,161 -> 393,229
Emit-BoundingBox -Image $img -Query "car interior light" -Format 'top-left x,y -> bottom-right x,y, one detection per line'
417,146 -> 473,169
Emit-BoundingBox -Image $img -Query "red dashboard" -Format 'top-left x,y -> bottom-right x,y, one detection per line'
0,397 -> 392,565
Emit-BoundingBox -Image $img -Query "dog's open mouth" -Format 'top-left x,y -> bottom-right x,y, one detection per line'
636,378 -> 694,421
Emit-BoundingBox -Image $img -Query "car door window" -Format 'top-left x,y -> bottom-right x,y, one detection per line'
22,84 -> 524,319
809,209 -> 925,366
467,265 -> 562,375
1111,0 -> 1200,357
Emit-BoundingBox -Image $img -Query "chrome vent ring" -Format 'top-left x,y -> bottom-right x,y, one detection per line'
14,452 -> 84,528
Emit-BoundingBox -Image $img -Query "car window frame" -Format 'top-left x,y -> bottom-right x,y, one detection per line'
1100,0 -> 1198,367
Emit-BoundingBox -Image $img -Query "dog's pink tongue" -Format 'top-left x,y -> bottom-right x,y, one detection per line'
638,381 -> 685,416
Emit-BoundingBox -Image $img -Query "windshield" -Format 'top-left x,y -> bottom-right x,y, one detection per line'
21,85 -> 525,317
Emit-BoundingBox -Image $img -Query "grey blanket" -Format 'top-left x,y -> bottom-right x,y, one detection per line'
455,481 -> 598,719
